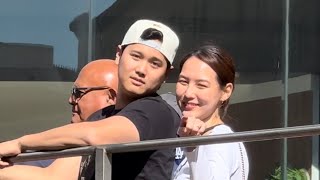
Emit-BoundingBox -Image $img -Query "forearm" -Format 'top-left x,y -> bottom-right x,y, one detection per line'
47,156 -> 81,180
18,122 -> 94,151
0,157 -> 81,180
15,116 -> 138,151
0,165 -> 50,180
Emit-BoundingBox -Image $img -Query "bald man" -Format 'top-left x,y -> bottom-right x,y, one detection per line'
10,59 -> 118,169
70,59 -> 118,123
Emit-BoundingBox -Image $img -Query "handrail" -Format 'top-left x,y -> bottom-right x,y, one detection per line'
5,146 -> 96,163
104,124 -> 320,153
6,124 -> 320,163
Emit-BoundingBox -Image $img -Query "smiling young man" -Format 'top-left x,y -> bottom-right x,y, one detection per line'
0,19 -> 180,180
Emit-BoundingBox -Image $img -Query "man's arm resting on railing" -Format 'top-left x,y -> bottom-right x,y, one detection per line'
0,156 -> 81,180
0,115 -> 139,165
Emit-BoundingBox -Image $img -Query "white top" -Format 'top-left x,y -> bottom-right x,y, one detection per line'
172,125 -> 249,180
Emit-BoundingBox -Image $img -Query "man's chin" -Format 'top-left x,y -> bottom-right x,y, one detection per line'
127,86 -> 144,94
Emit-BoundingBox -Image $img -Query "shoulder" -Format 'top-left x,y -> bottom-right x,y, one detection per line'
210,124 -> 234,135
119,95 -> 173,116
160,93 -> 182,117
203,125 -> 236,156
202,125 -> 240,160
117,95 -> 179,140
130,94 -> 165,105
87,105 -> 115,121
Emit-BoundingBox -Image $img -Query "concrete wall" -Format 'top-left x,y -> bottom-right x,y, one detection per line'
0,81 -> 73,141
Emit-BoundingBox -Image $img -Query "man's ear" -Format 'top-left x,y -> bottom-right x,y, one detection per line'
106,89 -> 117,104
164,65 -> 174,78
115,45 -> 122,64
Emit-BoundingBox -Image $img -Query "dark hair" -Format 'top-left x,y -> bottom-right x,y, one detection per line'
139,28 -> 171,70
179,44 -> 236,118
140,28 -> 163,42
122,28 -> 164,51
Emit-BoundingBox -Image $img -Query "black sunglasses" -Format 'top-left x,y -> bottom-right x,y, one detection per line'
71,86 -> 110,101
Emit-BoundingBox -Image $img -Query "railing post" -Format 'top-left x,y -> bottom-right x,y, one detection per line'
95,147 -> 112,180
311,75 -> 319,180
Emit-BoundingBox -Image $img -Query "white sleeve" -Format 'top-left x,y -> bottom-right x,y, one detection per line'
184,143 -> 234,180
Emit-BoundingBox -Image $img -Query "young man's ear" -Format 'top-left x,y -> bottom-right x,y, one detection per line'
115,45 -> 123,64
164,65 -> 174,79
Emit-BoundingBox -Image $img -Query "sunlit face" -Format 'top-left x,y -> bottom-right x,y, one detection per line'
176,56 -> 231,122
117,43 -> 168,98
68,73 -> 114,123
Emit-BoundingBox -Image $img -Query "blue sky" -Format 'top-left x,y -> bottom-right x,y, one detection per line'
0,0 -> 115,69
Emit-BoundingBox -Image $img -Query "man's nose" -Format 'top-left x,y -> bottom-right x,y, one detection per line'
69,96 -> 76,105
135,62 -> 147,77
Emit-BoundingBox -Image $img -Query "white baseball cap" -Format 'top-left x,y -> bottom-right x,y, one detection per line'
121,19 -> 180,65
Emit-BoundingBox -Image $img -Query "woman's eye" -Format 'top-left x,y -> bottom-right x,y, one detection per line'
178,79 -> 188,85
197,84 -> 208,89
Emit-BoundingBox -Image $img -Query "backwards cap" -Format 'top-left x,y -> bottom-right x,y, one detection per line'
121,19 -> 180,65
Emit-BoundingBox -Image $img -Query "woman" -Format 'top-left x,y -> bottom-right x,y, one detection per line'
172,45 -> 249,180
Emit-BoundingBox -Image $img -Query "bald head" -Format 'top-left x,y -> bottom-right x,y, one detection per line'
70,59 -> 118,123
77,59 -> 118,92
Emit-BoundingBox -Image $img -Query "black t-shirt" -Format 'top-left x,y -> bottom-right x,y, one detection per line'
79,94 -> 180,180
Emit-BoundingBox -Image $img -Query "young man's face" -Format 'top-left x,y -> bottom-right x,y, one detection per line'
118,43 -> 168,98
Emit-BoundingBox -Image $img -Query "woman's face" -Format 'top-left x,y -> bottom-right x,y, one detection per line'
176,56 -> 232,122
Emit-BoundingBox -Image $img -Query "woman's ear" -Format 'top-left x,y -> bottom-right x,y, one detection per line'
221,83 -> 233,102
115,45 -> 122,64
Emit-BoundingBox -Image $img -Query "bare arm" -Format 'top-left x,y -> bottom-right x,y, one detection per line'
0,165 -> 51,180
18,115 -> 140,150
0,157 -> 81,180
0,115 -> 139,166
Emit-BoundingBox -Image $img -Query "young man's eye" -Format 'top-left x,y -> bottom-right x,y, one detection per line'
151,61 -> 161,68
130,53 -> 140,59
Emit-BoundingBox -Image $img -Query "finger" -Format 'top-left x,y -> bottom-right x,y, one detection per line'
185,118 -> 195,135
189,124 -> 201,136
177,127 -> 184,136
179,116 -> 188,127
0,161 -> 10,167
197,124 -> 207,135
185,120 -> 199,136
188,117 -> 205,136
177,127 -> 189,137
187,118 -> 206,136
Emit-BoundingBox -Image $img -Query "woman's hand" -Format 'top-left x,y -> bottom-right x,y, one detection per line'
178,116 -> 206,137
